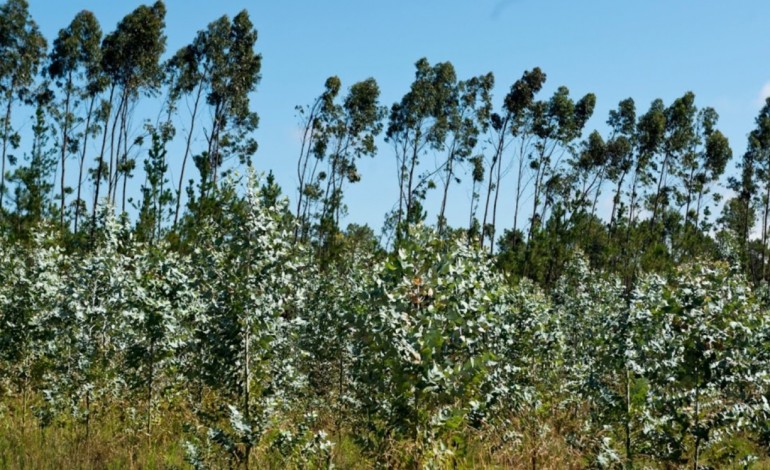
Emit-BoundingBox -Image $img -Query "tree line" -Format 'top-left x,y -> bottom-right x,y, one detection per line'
0,0 -> 768,287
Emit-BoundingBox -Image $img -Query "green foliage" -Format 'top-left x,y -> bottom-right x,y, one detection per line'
4,4 -> 770,468
629,262 -> 770,466
347,226 -> 507,465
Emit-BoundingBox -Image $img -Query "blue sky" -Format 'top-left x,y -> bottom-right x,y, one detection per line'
27,0 -> 770,234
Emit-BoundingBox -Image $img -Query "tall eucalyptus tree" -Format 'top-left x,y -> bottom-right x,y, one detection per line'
91,1 -> 166,233
676,107 -> 731,259
649,92 -> 696,228
628,99 -> 665,227
527,87 -> 595,242
387,58 -> 457,239
294,77 -> 340,242
318,78 -> 384,251
436,72 -> 493,234
605,98 -> 636,231
568,130 -> 607,220
0,0 -> 46,213
166,36 -> 205,226
48,10 -> 102,230
481,67 -> 545,252
199,11 -> 261,191
745,98 -> 770,278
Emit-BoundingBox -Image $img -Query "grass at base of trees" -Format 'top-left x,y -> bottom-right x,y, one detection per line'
0,399 -> 578,469
2,397 -> 767,469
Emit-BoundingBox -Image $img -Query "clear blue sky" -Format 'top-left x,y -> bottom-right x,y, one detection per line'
27,0 -> 770,234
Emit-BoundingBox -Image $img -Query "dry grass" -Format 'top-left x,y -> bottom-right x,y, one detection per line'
0,399 -> 187,469
2,397 -> 770,469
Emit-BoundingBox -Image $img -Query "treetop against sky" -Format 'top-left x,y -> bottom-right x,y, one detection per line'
26,0 -> 770,231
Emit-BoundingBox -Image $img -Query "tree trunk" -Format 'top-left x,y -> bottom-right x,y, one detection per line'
438,146 -> 456,234
481,121 -> 508,251
762,185 -> 770,280
293,99 -> 320,241
75,95 -> 96,233
91,85 -> 116,243
650,153 -> 670,228
0,95 -> 15,212
174,82 -> 204,227
107,90 -> 126,205
60,72 -> 73,229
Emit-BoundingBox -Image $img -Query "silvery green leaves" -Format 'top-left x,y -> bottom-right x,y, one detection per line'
0,229 -> 63,402
347,225 -> 504,465
184,174 -> 307,465
629,262 -> 769,466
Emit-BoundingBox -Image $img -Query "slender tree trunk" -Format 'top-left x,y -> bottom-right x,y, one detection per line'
75,95 -> 96,233
107,90 -> 126,205
438,148 -> 456,234
482,122 -> 508,250
590,170 -> 606,218
294,102 -> 319,241
394,132 -> 411,236
208,102 -> 224,191
301,155 -> 323,241
0,95 -> 15,212
610,171 -> 628,232
119,96 -> 132,210
60,73 -> 73,229
147,339 -> 155,442
85,387 -> 91,441
242,321 -> 251,469
481,154 -> 498,250
405,137 -> 420,224
528,155 -> 545,244
650,153 -> 670,228
91,85 -> 116,242
174,82 -> 204,227
468,178 -> 480,240
762,185 -> 770,280
489,153 -> 504,254
489,141 -> 510,254
694,189 -> 704,231
122,167 -> 129,213
625,366 -> 632,468
683,165 -> 696,229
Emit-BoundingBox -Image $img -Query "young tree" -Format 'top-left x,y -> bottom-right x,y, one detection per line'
8,97 -> 57,231
550,254 -> 628,466
629,263 -> 769,467
135,124 -> 174,242
189,174 -> 301,467
348,226 -> 505,466
0,229 -> 64,429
